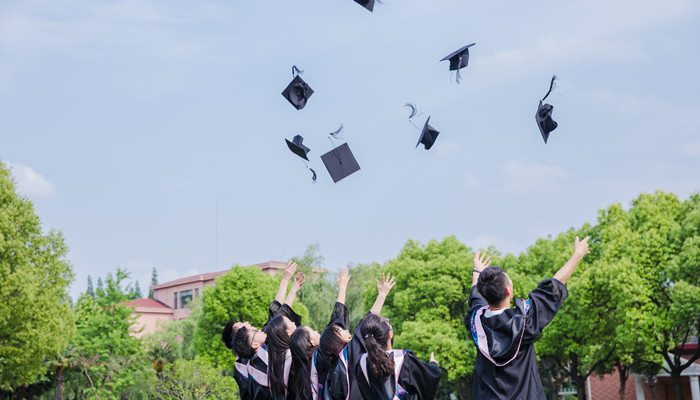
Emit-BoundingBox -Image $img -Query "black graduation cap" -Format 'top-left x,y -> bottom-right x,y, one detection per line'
441,43 -> 475,83
416,116 -> 440,150
321,143 -> 360,183
354,0 -> 376,12
281,68 -> 314,110
285,135 -> 310,161
536,76 -> 558,144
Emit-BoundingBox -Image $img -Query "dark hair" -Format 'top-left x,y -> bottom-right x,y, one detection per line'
477,266 -> 509,305
289,326 -> 315,400
266,315 -> 291,396
360,314 -> 394,379
317,324 -> 347,367
232,326 -> 256,359
222,321 -> 236,349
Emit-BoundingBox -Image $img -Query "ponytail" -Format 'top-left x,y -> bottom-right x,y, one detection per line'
360,314 -> 394,379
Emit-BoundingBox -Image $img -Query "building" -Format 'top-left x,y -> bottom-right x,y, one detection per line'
125,261 -> 321,337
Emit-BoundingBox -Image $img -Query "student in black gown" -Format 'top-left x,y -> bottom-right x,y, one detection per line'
223,262 -> 302,400
248,270 -> 306,400
289,268 -> 351,400
355,313 -> 442,400
324,273 -> 398,400
466,236 -> 590,400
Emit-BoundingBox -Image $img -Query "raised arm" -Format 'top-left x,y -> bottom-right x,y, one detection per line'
369,272 -> 396,315
336,268 -> 351,305
284,271 -> 305,307
553,236 -> 590,284
275,262 -> 297,304
472,251 -> 491,287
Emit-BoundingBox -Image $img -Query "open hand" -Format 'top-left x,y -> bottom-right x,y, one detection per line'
376,273 -> 396,297
574,236 -> 591,257
336,268 -> 351,289
473,251 -> 491,272
291,272 -> 305,292
430,352 -> 438,365
283,262 -> 297,281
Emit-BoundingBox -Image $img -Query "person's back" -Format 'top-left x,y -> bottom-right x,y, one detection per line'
466,237 -> 589,400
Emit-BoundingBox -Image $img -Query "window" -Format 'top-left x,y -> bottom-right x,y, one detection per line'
180,290 -> 193,307
195,288 -> 199,297
174,292 -> 178,309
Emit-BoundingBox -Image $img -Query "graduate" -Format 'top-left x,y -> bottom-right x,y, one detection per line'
222,262 -> 303,400
355,313 -> 442,400
467,236 -> 591,400
323,273 -> 398,400
247,270 -> 306,400
289,268 -> 351,400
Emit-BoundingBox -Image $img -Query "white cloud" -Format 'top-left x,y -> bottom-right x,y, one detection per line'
3,161 -> 56,198
499,159 -> 569,196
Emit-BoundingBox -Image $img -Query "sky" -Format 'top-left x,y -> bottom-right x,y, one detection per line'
1,0 -> 699,301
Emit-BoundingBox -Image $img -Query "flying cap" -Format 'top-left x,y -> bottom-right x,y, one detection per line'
536,76 -> 558,144
321,143 -> 360,183
416,116 -> 440,150
282,68 -> 314,110
354,0 -> 376,12
441,43 -> 476,71
285,135 -> 311,161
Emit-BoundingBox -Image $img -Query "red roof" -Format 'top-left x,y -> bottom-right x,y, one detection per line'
123,298 -> 172,310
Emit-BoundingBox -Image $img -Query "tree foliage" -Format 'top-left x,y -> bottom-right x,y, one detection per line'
0,162 -> 75,390
153,359 -> 238,400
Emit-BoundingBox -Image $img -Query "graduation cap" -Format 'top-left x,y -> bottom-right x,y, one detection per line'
416,117 -> 440,150
281,66 -> 314,110
285,135 -> 310,161
536,76 -> 558,144
440,43 -> 475,83
321,143 -> 360,183
354,0 -> 377,12
285,135 -> 317,182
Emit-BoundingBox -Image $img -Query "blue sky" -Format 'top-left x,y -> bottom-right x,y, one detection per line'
2,0 -> 699,300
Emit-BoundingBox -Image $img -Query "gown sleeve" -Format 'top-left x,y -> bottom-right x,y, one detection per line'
279,303 -> 303,327
324,351 -> 350,400
398,351 -> 442,400
522,278 -> 569,343
328,302 -> 350,330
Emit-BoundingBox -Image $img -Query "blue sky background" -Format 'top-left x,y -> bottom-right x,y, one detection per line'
1,0 -> 699,300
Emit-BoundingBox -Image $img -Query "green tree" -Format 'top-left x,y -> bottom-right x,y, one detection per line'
87,275 -> 95,298
133,281 -> 143,299
291,244 -> 337,331
153,359 -> 238,400
345,262 -> 382,329
149,267 -> 158,299
372,236 -> 485,400
0,162 -> 75,390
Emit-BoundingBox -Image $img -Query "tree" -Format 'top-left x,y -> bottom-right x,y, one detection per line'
291,244 -> 337,331
193,264 -> 309,369
0,162 -> 75,390
87,275 -> 95,298
133,281 -> 143,299
153,359 -> 237,400
96,277 -> 104,292
149,267 -> 158,299
372,236 -> 484,400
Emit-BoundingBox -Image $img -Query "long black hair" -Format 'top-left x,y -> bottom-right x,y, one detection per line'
360,313 -> 394,379
266,315 -> 291,396
317,324 -> 347,368
289,326 -> 316,400
477,266 -> 508,305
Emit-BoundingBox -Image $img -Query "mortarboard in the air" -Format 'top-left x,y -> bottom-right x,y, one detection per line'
416,116 -> 440,150
354,0 -> 376,12
281,67 -> 314,110
440,43 -> 475,83
321,143 -> 360,183
536,76 -> 558,144
285,135 -> 311,161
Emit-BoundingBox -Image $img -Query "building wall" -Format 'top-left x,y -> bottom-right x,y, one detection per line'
131,310 -> 173,338
152,279 -> 214,319
587,369 -> 638,400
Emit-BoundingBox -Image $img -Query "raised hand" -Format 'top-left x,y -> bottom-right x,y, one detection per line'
336,268 -> 351,289
283,261 -> 297,282
473,251 -> 491,272
375,272 -> 396,298
430,352 -> 438,365
291,272 -> 305,292
574,236 -> 591,258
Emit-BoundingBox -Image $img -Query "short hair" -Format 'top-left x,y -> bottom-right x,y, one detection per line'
477,266 -> 509,305
232,326 -> 255,359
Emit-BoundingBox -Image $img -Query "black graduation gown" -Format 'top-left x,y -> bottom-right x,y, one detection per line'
235,356 -> 252,400
248,301 -> 303,400
466,278 -> 568,400
323,312 -> 372,400
355,350 -> 442,400
313,302 -> 350,400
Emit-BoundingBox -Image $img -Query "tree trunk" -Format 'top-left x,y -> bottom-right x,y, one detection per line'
616,363 -> 629,400
672,370 -> 683,400
55,367 -> 65,400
